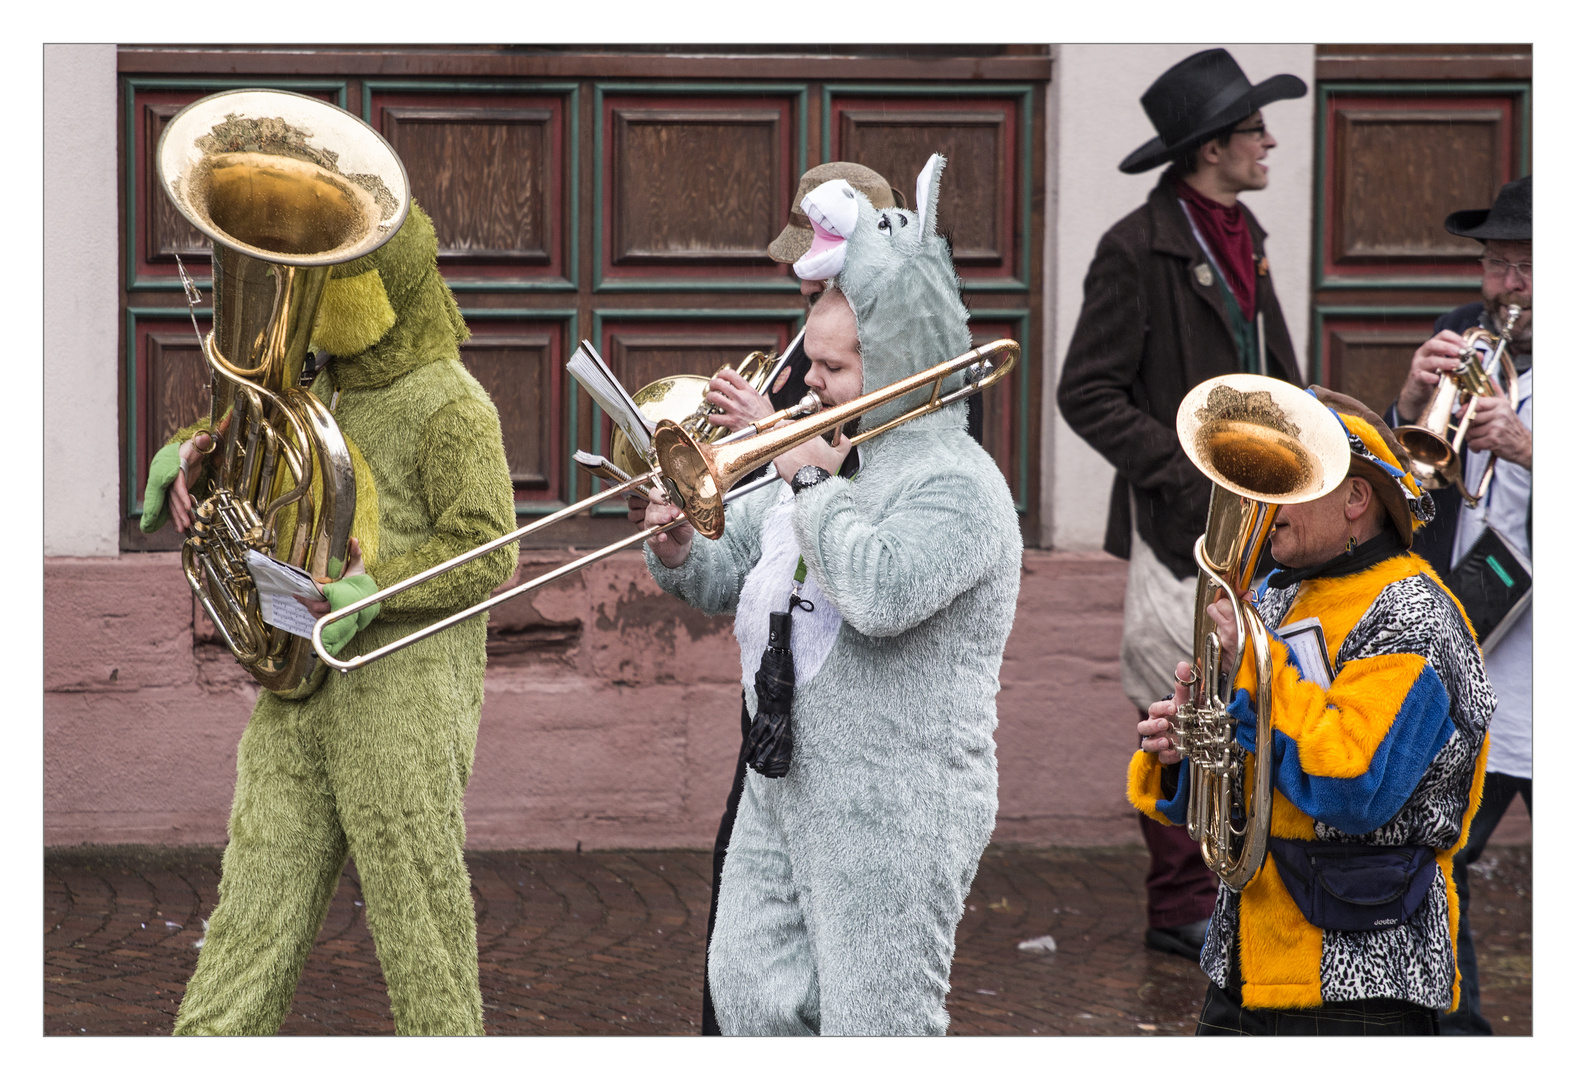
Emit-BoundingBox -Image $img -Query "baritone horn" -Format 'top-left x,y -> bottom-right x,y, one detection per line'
313,338 -> 1020,673
605,333 -> 803,483
1393,304 -> 1521,509
156,89 -> 410,693
1170,375 -> 1351,890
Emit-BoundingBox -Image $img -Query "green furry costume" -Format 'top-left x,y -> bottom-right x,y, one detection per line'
646,157 -> 1022,1034
146,204 -> 518,1035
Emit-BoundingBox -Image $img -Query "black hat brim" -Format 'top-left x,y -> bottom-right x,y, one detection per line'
1119,72 -> 1307,175
1443,208 -> 1531,241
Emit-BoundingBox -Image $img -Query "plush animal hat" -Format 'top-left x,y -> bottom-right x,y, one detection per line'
769,162 -> 903,266
1309,386 -> 1435,546
310,199 -> 469,388
792,153 -> 972,431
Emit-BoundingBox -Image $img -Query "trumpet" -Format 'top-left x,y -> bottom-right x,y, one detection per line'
312,338 -> 1019,672
1393,304 -> 1521,509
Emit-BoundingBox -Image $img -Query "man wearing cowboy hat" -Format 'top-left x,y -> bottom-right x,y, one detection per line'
1389,175 -> 1532,1036
1057,48 -> 1307,960
1135,389 -> 1494,1035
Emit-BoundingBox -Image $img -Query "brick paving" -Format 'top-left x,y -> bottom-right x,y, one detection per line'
44,843 -> 1531,1036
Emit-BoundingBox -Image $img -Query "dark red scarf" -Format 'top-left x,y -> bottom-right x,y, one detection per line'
1173,174 -> 1256,316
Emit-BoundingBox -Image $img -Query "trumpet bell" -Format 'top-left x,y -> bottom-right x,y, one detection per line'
1394,426 -> 1461,490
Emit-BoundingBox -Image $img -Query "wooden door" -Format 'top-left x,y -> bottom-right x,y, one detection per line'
1310,45 -> 1531,412
117,46 -> 1049,553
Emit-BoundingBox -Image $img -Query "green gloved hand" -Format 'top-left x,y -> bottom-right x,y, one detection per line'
316,572 -> 381,657
140,442 -> 185,534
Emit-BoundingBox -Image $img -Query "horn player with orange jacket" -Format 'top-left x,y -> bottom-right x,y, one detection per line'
1135,390 -> 1494,1036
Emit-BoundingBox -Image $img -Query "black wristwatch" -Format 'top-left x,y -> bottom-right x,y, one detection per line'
791,465 -> 832,495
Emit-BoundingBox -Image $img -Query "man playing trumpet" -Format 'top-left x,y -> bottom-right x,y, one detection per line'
1389,175 -> 1532,1035
1134,390 -> 1494,1035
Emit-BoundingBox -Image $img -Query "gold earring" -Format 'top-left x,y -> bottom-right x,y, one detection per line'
1346,536 -> 1356,555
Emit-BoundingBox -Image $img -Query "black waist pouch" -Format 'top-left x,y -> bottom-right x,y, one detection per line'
1267,838 -> 1437,933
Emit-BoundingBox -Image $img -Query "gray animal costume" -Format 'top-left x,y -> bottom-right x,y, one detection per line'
645,156 -> 1022,1034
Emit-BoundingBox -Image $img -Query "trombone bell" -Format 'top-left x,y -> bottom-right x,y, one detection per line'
652,423 -> 728,540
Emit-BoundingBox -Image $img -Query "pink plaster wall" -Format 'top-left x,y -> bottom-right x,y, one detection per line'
43,550 -> 1529,850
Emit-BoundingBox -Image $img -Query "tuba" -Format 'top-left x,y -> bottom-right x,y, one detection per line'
1393,305 -> 1521,509
156,89 -> 410,693
1170,375 -> 1352,889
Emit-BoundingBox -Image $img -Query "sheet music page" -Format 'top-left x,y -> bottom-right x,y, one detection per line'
566,340 -> 653,458
244,548 -> 325,639
1278,617 -> 1334,690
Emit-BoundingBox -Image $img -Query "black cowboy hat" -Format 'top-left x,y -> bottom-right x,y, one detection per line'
1120,49 -> 1307,175
1444,175 -> 1531,241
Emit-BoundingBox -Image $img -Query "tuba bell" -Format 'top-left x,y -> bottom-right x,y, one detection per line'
1170,375 -> 1352,890
156,89 -> 410,694
1392,304 -> 1521,509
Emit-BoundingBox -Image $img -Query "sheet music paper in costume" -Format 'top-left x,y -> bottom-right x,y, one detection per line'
244,548 -> 325,639
1277,616 -> 1335,690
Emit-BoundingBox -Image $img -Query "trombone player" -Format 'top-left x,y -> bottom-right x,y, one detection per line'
639,157 -> 1022,1034
1135,389 -> 1494,1035
654,161 -> 905,1036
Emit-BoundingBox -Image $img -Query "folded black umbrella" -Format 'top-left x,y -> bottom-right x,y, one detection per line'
744,611 -> 795,778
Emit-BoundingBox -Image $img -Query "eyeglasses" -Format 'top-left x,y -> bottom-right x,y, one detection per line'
1480,256 -> 1533,281
1230,123 -> 1268,142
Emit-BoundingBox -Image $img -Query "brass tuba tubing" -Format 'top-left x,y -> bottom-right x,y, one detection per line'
158,88 -> 410,694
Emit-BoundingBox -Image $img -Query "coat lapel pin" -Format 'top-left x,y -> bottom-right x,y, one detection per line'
1193,262 -> 1214,287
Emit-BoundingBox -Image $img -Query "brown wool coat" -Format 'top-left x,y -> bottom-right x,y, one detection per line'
1057,174 -> 1304,580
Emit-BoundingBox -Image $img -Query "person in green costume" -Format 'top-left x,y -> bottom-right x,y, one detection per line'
140,202 -> 519,1035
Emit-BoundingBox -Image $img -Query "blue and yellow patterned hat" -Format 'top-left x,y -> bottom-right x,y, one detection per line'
1308,386 -> 1435,546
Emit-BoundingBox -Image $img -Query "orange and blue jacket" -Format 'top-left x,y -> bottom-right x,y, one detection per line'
1129,552 -> 1494,1011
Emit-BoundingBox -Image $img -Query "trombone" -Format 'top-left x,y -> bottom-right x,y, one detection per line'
311,337 -> 1019,672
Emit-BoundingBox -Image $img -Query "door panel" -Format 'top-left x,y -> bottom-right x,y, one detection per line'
118,50 -> 1046,552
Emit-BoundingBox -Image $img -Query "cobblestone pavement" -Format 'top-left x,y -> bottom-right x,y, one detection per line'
45,843 -> 1531,1036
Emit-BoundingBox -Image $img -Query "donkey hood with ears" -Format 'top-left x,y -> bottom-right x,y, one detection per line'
794,154 -> 973,432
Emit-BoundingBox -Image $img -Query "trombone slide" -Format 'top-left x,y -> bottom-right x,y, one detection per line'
311,337 -> 1019,673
